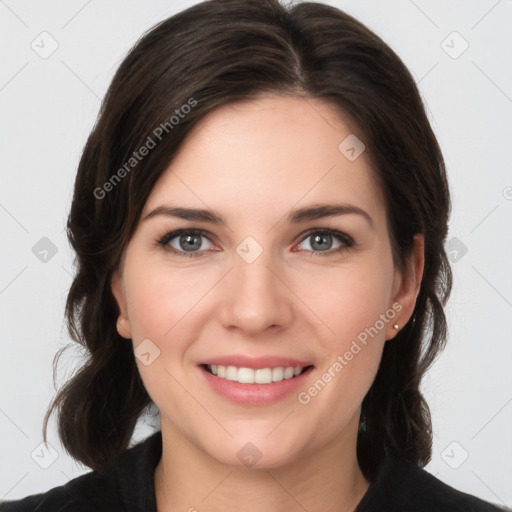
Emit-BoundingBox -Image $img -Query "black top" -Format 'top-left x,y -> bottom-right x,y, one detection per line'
0,430 -> 505,512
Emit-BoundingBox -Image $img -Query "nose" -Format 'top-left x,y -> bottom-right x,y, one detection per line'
218,247 -> 294,336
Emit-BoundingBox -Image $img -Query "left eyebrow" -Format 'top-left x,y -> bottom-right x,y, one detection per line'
287,203 -> 374,230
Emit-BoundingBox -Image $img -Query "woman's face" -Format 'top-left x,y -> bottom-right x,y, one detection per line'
112,95 -> 423,468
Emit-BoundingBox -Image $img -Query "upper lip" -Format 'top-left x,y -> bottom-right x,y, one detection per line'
198,355 -> 314,370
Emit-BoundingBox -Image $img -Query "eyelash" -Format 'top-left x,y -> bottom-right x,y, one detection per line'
155,228 -> 354,259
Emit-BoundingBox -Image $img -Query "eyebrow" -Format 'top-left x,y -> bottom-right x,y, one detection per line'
143,203 -> 374,229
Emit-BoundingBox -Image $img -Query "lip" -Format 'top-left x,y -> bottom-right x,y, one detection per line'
197,355 -> 313,369
198,363 -> 315,406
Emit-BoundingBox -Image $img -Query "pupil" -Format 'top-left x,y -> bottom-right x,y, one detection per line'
312,234 -> 331,251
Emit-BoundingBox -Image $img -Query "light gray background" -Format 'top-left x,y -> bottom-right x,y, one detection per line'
1,0 -> 511,507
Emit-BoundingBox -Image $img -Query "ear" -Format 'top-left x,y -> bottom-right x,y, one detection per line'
387,234 -> 424,340
111,270 -> 132,339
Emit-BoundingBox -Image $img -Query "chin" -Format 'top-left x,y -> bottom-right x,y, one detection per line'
204,434 -> 305,470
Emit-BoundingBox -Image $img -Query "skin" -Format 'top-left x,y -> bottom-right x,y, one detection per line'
111,94 -> 424,512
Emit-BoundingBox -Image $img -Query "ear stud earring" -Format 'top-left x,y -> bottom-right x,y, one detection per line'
393,324 -> 399,331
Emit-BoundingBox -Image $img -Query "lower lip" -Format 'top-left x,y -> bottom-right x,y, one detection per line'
199,365 -> 315,406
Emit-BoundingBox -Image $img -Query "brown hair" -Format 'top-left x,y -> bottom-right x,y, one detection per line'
43,0 -> 452,481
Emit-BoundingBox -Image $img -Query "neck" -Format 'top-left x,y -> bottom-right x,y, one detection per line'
154,415 -> 370,512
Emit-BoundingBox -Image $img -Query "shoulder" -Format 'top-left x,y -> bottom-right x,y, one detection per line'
0,430 -> 162,512
357,455 -> 507,512
0,469 -> 120,512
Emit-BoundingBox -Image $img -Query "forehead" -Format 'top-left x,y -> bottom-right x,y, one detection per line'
144,95 -> 385,226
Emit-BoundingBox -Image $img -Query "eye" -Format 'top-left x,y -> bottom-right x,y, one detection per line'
156,229 -> 215,258
295,229 -> 354,257
155,228 -> 354,258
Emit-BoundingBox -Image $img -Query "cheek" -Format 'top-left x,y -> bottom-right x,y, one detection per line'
121,259 -> 219,408
121,262 -> 209,416
294,253 -> 395,343
292,253 -> 394,407
123,255 -> 212,343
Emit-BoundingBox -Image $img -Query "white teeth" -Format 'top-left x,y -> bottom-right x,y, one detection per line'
226,365 -> 238,381
207,364 -> 307,384
283,367 -> 294,379
254,368 -> 271,384
271,367 -> 283,381
238,367 -> 255,384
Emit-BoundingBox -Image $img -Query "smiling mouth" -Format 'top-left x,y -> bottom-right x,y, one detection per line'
201,364 -> 314,384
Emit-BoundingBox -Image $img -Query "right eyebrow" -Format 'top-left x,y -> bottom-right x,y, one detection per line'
143,206 -> 228,225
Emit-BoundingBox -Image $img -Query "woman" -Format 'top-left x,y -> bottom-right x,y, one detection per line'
1,0 -> 505,510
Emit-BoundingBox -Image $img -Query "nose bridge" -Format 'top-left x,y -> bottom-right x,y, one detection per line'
218,236 -> 292,333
